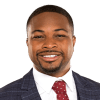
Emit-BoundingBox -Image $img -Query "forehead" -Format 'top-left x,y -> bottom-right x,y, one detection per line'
27,12 -> 71,32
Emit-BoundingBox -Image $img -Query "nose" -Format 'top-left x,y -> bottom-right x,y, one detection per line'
42,39 -> 58,49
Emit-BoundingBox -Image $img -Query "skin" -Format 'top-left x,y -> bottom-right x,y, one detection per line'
26,12 -> 76,77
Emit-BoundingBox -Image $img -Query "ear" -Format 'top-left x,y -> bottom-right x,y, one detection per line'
72,36 -> 76,47
73,35 -> 76,53
26,38 -> 28,46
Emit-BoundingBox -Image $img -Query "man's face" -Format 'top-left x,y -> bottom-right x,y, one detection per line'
27,12 -> 76,77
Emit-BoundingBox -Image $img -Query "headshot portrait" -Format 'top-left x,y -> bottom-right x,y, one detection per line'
0,1 -> 100,100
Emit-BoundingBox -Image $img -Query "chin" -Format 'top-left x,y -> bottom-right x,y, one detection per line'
41,65 -> 61,74
39,61 -> 63,75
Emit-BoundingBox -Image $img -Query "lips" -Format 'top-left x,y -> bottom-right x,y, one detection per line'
37,51 -> 62,62
39,54 -> 60,62
39,52 -> 61,56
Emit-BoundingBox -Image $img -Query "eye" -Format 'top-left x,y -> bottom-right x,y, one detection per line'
56,35 -> 66,37
33,35 -> 44,38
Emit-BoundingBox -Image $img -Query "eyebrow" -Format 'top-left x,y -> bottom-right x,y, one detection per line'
31,28 -> 68,34
32,30 -> 44,34
54,29 -> 68,33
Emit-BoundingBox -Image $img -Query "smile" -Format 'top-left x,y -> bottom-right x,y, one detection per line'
43,55 -> 57,58
39,54 -> 61,62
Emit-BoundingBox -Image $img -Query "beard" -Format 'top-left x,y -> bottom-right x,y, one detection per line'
41,63 -> 62,74
37,58 -> 63,75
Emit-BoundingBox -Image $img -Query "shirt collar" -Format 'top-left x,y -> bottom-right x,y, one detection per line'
33,66 -> 74,94
60,67 -> 74,92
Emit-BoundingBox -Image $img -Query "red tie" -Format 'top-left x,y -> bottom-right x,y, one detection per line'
52,80 -> 69,100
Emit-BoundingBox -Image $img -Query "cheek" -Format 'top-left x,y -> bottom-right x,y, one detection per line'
60,40 -> 73,58
28,45 -> 34,60
67,44 -> 74,59
28,42 -> 42,59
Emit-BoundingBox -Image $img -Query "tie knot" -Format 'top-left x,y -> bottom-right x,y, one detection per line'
52,80 -> 69,100
52,80 -> 66,94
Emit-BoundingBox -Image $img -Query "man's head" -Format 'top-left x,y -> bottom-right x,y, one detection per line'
27,5 -> 74,35
26,5 -> 76,77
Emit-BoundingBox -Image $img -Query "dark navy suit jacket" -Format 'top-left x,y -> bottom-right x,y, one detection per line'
0,68 -> 100,100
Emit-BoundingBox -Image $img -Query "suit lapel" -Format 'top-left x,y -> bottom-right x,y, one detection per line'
72,71 -> 100,100
72,71 -> 87,100
21,68 -> 41,100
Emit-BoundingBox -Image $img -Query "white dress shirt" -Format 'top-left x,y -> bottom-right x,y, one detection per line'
33,66 -> 77,100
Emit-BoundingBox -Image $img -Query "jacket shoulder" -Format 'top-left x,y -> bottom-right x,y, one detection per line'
0,78 -> 22,91
73,71 -> 100,89
0,77 -> 26,100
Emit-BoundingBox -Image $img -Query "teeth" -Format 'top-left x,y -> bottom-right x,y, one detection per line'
43,55 -> 57,58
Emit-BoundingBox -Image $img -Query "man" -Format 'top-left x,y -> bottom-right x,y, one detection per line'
0,5 -> 100,100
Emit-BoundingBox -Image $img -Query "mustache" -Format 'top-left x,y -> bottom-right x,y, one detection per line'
36,50 -> 63,55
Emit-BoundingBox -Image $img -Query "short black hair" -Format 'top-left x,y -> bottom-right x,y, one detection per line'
27,5 -> 74,35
